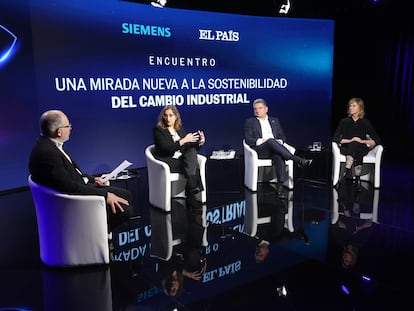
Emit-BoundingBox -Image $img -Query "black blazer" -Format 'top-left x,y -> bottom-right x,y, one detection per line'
28,136 -> 107,197
244,116 -> 287,147
332,117 -> 381,146
153,126 -> 187,158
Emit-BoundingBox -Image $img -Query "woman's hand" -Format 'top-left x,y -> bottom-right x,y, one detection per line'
183,269 -> 203,280
182,132 -> 200,145
183,259 -> 207,280
198,130 -> 205,146
351,136 -> 363,143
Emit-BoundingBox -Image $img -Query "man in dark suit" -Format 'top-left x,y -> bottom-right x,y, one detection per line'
244,98 -> 312,197
29,110 -> 132,231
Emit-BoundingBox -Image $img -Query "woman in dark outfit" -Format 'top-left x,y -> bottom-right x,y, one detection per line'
152,105 -> 206,207
333,98 -> 381,187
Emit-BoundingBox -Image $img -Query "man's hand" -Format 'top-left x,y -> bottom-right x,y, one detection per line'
106,192 -> 129,214
93,176 -> 108,186
257,137 -> 268,145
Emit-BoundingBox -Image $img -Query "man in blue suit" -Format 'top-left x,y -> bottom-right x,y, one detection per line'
244,98 -> 312,197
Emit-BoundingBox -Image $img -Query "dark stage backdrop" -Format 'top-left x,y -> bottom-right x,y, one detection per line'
0,0 -> 334,191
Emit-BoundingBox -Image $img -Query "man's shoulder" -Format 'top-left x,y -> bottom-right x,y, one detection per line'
31,136 -> 54,152
245,117 -> 257,123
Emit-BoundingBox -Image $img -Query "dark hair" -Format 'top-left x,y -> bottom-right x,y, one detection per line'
162,270 -> 184,297
253,98 -> 268,107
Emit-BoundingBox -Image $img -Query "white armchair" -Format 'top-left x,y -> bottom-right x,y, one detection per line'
243,188 -> 294,237
28,175 -> 110,267
149,206 -> 183,261
331,142 -> 384,188
243,139 -> 295,192
149,202 -> 208,261
145,144 -> 207,212
331,186 -> 379,224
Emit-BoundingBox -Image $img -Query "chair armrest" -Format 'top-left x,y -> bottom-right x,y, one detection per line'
145,145 -> 173,210
197,154 -> 207,169
283,142 -> 296,155
243,139 -> 258,163
332,141 -> 340,157
197,154 -> 208,202
331,142 -> 342,185
372,145 -> 384,162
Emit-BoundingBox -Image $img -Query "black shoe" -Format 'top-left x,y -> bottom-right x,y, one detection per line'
276,184 -> 288,199
190,187 -> 202,194
277,191 -> 287,199
298,158 -> 312,168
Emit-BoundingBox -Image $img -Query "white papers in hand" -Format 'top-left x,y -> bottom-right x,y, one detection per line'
101,160 -> 132,182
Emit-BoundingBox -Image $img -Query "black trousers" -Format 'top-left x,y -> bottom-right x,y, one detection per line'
255,139 -> 294,183
162,145 -> 203,192
340,141 -> 370,166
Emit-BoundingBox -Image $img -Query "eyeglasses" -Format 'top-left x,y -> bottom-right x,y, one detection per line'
58,124 -> 72,129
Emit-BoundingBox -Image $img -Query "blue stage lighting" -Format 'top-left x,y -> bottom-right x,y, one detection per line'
0,24 -> 17,64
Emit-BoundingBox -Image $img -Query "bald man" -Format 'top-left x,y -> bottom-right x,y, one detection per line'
29,110 -> 132,231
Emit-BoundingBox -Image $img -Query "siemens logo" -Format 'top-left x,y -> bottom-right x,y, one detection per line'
122,23 -> 171,37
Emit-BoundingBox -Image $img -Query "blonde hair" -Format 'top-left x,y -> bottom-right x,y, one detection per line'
341,244 -> 359,269
347,97 -> 366,119
157,105 -> 183,130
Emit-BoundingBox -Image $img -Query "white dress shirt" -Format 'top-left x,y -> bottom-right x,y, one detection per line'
50,138 -> 87,183
256,116 -> 274,145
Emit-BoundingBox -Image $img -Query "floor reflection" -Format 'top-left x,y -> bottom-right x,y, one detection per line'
244,184 -> 311,263
150,199 -> 207,298
1,166 -> 413,310
42,266 -> 112,311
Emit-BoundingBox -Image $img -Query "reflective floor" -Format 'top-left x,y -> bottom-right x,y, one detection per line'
1,158 -> 413,311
